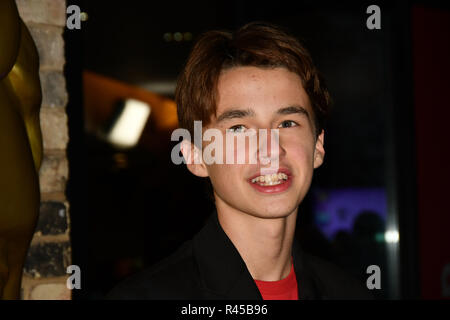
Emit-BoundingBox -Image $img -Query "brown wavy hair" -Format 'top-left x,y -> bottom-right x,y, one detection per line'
175,21 -> 332,138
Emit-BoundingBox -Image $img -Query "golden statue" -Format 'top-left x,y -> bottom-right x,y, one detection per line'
0,0 -> 43,299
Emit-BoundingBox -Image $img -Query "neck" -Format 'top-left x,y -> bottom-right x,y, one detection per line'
215,200 -> 297,282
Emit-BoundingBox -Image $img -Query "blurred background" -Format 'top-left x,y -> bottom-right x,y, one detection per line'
63,0 -> 450,299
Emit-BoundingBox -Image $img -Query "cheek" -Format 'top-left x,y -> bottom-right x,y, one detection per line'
284,136 -> 315,168
206,164 -> 239,190
225,134 -> 257,165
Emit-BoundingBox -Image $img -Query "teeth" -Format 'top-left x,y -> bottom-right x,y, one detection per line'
251,173 -> 288,185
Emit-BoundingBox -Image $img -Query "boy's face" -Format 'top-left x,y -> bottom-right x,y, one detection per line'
183,66 -> 324,219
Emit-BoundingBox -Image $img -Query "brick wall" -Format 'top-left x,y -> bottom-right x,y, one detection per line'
15,0 -> 72,300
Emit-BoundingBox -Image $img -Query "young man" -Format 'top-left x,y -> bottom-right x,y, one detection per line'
108,22 -> 372,300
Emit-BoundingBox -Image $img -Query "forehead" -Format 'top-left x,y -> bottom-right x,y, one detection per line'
215,66 -> 311,116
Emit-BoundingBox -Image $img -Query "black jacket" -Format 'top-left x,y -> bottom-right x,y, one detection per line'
107,212 -> 373,300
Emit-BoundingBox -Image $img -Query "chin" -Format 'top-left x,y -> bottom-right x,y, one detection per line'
248,202 -> 298,219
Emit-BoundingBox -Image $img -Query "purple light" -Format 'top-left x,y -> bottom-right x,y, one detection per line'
312,188 -> 387,240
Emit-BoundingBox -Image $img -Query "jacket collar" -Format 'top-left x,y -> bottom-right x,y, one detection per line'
192,211 -> 322,299
291,234 -> 323,299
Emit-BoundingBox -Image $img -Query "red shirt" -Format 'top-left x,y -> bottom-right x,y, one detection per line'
254,261 -> 299,300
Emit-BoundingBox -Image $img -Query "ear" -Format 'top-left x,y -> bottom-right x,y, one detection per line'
180,140 -> 209,178
313,130 -> 325,169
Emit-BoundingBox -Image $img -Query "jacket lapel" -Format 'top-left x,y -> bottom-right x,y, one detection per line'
192,212 -> 263,299
291,237 -> 323,299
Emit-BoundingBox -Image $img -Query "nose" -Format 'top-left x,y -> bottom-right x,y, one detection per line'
257,128 -> 283,172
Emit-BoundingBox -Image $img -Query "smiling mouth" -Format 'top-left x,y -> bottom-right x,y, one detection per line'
250,173 -> 289,186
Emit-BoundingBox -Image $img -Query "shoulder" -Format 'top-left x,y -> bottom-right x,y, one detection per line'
106,240 -> 201,300
302,252 -> 374,300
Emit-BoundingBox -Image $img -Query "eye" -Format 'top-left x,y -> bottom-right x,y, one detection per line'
278,120 -> 298,128
227,124 -> 247,133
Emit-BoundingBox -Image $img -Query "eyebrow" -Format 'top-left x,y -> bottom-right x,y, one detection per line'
276,105 -> 310,119
216,105 -> 310,123
216,108 -> 256,123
